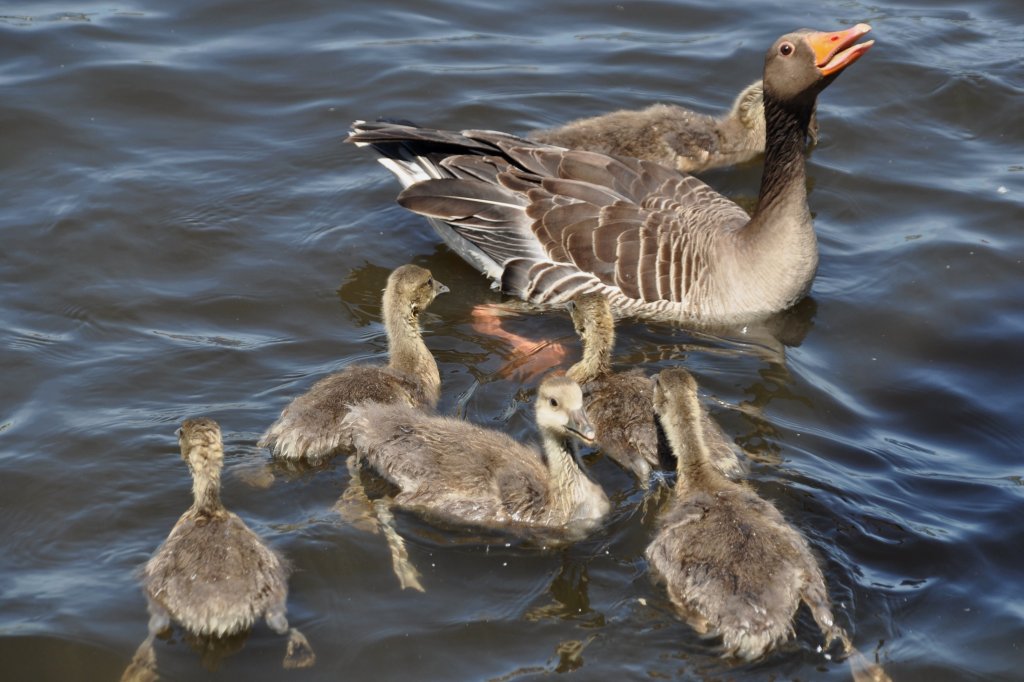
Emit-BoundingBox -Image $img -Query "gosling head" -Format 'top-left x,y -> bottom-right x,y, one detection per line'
535,375 -> 596,444
178,417 -> 224,475
652,367 -> 701,421
386,264 -> 449,317
566,292 -> 614,341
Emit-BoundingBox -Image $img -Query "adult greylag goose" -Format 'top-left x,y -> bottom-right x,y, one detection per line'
645,370 -> 891,680
566,292 -> 742,485
347,25 -> 872,327
342,375 -> 610,589
260,264 -> 448,464
122,419 -> 315,681
531,80 -> 818,174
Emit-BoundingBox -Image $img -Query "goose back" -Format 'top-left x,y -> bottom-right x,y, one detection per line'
352,125 -> 758,324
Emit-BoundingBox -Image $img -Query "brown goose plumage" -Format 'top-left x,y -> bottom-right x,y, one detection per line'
259,264 -> 448,463
531,80 -> 818,174
347,26 -> 872,327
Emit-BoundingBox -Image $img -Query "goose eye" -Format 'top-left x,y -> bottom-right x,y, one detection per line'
779,42 -> 794,56
426,277 -> 433,287
549,398 -> 558,408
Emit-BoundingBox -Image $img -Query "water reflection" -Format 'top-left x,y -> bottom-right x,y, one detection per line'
524,554 -> 604,628
121,628 -> 252,681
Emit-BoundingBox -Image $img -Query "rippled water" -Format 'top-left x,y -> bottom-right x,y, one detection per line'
2,0 -> 1023,679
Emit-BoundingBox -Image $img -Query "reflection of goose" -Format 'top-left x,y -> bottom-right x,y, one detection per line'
646,368 -> 843,659
343,375 -> 610,589
260,264 -> 448,463
122,419 -> 314,681
531,80 -> 818,174
566,292 -> 742,484
348,25 -> 872,327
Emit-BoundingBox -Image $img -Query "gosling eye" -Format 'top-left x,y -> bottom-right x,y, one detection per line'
426,276 -> 433,287
779,41 -> 794,56
549,398 -> 558,408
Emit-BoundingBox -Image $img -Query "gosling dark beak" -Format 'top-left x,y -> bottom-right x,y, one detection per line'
807,23 -> 873,77
567,407 -> 597,444
434,279 -> 450,295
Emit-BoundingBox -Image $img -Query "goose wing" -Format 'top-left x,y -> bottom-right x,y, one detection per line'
348,123 -> 749,309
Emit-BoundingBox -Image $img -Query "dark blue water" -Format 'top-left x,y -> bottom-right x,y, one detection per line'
2,1 -> 1022,679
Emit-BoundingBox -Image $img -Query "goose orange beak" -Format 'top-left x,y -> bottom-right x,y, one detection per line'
807,23 -> 873,77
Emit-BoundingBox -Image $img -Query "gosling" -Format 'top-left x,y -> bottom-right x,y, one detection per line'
645,368 -> 845,661
343,375 -> 611,588
260,264 -> 448,463
566,292 -> 742,485
531,80 -> 818,174
122,419 -> 314,681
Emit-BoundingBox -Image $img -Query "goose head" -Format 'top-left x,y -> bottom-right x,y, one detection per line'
763,24 -> 873,109
535,376 -> 596,444
386,264 -> 449,318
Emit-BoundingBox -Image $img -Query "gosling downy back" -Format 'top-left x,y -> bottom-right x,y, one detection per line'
144,418 -> 291,637
125,419 -> 314,679
531,80 -> 818,174
345,375 -> 609,536
646,368 -> 842,661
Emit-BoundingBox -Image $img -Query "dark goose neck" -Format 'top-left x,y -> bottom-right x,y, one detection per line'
751,91 -> 815,224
